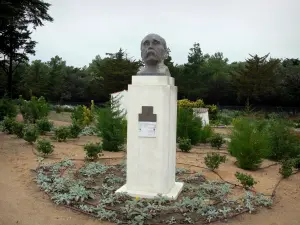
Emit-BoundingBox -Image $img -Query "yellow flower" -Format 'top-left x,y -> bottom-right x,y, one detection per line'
135,196 -> 140,201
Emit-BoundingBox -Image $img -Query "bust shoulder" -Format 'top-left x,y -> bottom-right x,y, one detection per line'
137,63 -> 170,76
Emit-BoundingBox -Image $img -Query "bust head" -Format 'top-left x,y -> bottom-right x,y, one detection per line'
140,33 -> 167,66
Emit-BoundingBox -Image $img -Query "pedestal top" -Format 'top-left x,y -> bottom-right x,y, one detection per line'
132,76 -> 174,86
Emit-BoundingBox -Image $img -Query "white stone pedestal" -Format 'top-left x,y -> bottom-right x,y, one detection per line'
116,76 -> 183,199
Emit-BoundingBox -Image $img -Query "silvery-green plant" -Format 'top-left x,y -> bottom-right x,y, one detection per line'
254,193 -> 272,206
121,199 -> 150,224
69,183 -> 93,202
243,191 -> 255,213
79,125 -> 97,136
79,162 -> 108,177
50,159 -> 74,173
104,173 -> 125,185
201,206 -> 219,223
219,206 -> 232,217
79,204 -> 95,213
176,167 -> 188,175
166,216 -> 176,224
95,203 -> 117,221
183,213 -> 193,224
175,196 -> 204,212
153,194 -> 169,206
51,193 -> 73,205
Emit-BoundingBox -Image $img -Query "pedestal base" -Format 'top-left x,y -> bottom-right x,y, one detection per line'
115,182 -> 184,200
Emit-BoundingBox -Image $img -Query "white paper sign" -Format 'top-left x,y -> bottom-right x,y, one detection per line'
138,122 -> 156,138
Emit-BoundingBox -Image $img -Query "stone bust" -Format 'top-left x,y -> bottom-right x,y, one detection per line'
137,33 -> 171,76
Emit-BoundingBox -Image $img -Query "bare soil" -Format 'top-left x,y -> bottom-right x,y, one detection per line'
0,120 -> 300,225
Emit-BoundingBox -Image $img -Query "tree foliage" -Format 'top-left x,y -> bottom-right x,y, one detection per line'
0,15 -> 299,108
0,0 -> 53,97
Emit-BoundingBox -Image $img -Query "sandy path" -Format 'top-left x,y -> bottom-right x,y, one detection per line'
0,132 -> 300,225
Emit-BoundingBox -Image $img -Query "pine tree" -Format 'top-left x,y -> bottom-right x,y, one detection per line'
95,94 -> 127,152
234,54 -> 280,103
0,0 -> 53,98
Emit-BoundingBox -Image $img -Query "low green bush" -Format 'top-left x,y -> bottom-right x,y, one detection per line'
55,106 -> 63,113
23,124 -> 39,144
71,105 -> 84,126
293,157 -> 300,169
2,116 -> 17,134
36,138 -> 54,156
279,159 -> 293,178
235,172 -> 257,189
83,142 -> 103,159
294,120 -> 300,128
229,118 -> 270,170
0,98 -> 18,121
36,118 -> 53,135
206,104 -> 218,121
54,126 -> 70,142
178,137 -> 192,152
199,125 -> 213,143
204,152 -> 226,171
12,121 -> 25,138
265,119 -> 300,161
71,105 -> 93,127
68,122 -> 82,138
19,96 -> 50,123
209,133 -> 225,149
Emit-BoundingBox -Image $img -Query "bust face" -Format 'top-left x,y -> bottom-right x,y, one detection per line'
140,34 -> 167,66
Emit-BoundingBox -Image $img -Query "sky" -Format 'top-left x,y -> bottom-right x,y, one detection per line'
30,0 -> 300,68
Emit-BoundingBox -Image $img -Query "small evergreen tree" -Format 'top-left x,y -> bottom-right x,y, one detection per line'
177,107 -> 202,145
95,94 -> 126,152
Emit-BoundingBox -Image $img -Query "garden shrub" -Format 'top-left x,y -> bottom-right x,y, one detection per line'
83,142 -> 103,159
23,124 -> 39,144
71,101 -> 94,127
235,172 -> 257,189
2,116 -> 17,134
265,118 -> 300,161
177,99 -> 204,108
209,133 -> 225,149
293,157 -> 300,170
68,122 -> 82,138
71,105 -> 85,126
83,105 -> 93,126
177,107 -> 202,145
229,118 -> 270,170
199,125 -> 213,143
206,104 -> 218,121
12,121 -> 25,138
294,119 -> 300,128
95,96 -> 126,152
54,126 -> 70,142
178,137 -> 192,152
204,152 -> 226,171
19,96 -> 50,123
55,106 -> 63,113
0,98 -> 18,121
279,159 -> 293,178
36,138 -> 54,156
36,118 -> 53,135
